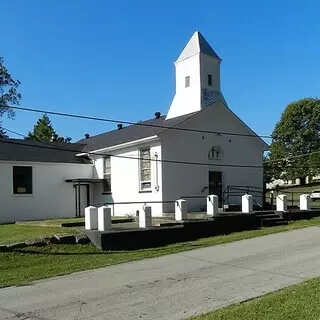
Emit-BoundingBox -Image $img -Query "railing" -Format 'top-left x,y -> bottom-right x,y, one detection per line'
266,190 -> 320,210
103,200 -> 177,217
222,185 -> 264,209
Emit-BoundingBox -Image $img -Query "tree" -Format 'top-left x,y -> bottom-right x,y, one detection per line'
27,114 -> 71,143
0,57 -> 22,137
269,98 -> 320,183
0,122 -> 8,138
263,155 -> 273,184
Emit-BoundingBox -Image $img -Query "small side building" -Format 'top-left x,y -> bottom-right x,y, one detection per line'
0,139 -> 93,224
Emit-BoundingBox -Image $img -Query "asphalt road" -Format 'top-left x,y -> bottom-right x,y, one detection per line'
1,227 -> 320,320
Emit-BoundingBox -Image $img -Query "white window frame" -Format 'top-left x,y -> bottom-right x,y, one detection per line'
103,156 -> 111,194
139,148 -> 152,192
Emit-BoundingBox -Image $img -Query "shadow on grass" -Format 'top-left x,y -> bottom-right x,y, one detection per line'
8,240 -> 208,256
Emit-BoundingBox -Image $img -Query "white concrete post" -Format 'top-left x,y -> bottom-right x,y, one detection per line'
139,205 -> 152,228
207,195 -> 219,217
175,199 -> 188,221
276,194 -> 287,212
300,194 -> 310,211
98,206 -> 112,231
85,206 -> 98,230
242,194 -> 253,213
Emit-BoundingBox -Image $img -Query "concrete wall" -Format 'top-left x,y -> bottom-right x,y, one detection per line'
0,161 -> 93,224
92,140 -> 163,217
161,102 -> 265,213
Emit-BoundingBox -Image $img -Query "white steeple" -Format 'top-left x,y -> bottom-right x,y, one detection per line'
166,31 -> 225,120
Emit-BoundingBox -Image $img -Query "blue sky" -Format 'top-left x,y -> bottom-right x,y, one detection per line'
2,0 -> 320,142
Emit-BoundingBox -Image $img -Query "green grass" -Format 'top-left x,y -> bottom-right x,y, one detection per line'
1,218 -> 320,288
280,183 -> 320,194
190,277 -> 320,320
0,225 -> 81,245
266,183 -> 320,207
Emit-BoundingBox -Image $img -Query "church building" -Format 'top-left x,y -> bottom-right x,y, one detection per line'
0,31 -> 269,224
77,31 -> 269,216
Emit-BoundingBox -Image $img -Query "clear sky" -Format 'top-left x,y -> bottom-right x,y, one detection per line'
2,0 -> 320,142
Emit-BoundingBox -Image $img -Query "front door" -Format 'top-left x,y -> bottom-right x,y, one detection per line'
209,171 -> 222,205
74,184 -> 90,217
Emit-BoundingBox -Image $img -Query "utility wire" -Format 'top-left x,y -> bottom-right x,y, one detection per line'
2,128 -> 320,170
9,105 -> 272,139
1,129 -> 264,169
4,127 -> 319,167
266,150 -> 320,163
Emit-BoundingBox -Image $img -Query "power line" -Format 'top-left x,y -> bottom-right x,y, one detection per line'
5,127 -> 319,168
9,105 -> 272,139
266,150 -> 320,163
1,128 -> 319,170
1,129 -> 264,169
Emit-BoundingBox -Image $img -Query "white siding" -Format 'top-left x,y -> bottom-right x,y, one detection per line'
92,140 -> 163,217
0,161 -> 93,224
166,54 -> 202,119
161,102 -> 265,213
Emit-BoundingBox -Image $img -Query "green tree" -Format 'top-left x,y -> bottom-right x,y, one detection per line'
269,98 -> 320,184
0,57 -> 22,137
27,114 -> 71,143
263,155 -> 273,184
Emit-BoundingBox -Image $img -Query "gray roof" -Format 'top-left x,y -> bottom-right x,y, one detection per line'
0,139 -> 90,164
78,112 -> 198,152
197,32 -> 221,60
176,31 -> 220,62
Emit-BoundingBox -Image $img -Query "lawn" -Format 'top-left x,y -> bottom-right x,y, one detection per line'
190,277 -> 320,320
266,183 -> 320,208
1,218 -> 320,288
15,217 -> 85,227
0,224 -> 81,245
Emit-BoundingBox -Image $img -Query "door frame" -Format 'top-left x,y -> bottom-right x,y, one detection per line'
208,171 -> 223,205
74,183 -> 90,217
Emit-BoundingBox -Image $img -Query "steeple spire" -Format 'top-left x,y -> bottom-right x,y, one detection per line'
176,31 -> 221,62
166,31 -> 225,120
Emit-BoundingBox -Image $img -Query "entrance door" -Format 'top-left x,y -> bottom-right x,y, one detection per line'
209,171 -> 222,205
74,184 -> 90,217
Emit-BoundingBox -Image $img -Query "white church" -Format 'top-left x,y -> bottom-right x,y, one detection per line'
0,31 -> 269,223
77,31 -> 269,216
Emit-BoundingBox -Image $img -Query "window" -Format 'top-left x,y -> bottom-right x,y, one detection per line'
185,76 -> 190,88
103,156 -> 111,193
208,74 -> 212,86
13,166 -> 33,194
140,148 -> 151,191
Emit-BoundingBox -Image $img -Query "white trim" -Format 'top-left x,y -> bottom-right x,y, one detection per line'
77,135 -> 159,156
139,148 -> 152,192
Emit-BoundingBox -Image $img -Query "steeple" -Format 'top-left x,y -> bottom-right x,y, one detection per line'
176,31 -> 221,62
166,31 -> 225,120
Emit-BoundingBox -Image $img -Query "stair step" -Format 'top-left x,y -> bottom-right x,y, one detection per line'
257,214 -> 279,218
262,217 -> 283,221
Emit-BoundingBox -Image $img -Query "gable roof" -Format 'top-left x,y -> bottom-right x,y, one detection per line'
0,139 -> 90,164
78,102 -> 268,154
77,112 -> 199,152
176,31 -> 221,62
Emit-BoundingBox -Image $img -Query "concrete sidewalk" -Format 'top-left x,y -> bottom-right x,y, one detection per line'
1,227 -> 320,320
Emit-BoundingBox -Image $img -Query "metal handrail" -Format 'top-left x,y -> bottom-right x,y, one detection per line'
104,200 -> 177,205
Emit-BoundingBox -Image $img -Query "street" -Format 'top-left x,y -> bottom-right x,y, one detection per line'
1,227 -> 320,320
